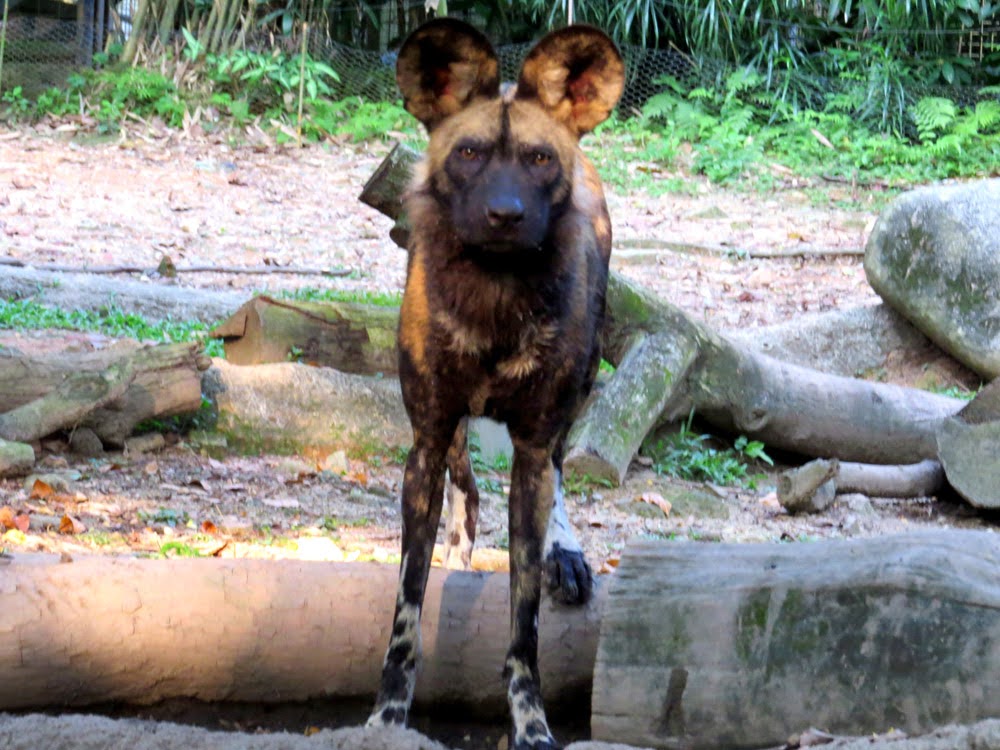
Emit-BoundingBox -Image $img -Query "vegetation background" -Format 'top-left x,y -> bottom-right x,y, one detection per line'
0,0 -> 998,190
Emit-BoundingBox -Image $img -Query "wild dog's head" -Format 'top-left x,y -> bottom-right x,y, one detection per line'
397,19 -> 624,254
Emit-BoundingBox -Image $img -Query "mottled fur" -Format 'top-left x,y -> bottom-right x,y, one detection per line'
368,19 -> 623,750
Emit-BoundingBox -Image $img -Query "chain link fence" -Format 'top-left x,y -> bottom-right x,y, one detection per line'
1,0 -> 998,113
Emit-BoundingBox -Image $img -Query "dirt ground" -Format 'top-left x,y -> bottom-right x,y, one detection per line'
0,123 -> 994,748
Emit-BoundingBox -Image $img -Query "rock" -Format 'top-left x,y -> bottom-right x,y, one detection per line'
0,713 -> 453,750
726,303 -> 933,378
936,417 -> 1000,508
0,439 -> 34,477
864,179 -> 1000,379
935,378 -> 1000,508
824,718 -> 1000,749
68,427 -> 104,457
124,433 -> 166,455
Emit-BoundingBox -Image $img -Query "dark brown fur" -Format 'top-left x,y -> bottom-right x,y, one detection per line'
368,19 -> 624,750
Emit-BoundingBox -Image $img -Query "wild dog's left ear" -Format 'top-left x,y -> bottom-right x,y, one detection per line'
516,26 -> 625,137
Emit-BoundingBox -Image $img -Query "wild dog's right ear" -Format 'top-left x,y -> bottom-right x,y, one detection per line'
516,26 -> 624,137
396,19 -> 500,131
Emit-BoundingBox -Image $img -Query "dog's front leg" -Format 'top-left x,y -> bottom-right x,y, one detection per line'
368,430 -> 451,727
505,442 -> 560,750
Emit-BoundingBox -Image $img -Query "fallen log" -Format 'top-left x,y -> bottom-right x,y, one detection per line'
591,530 -> 1000,750
0,360 -> 135,444
359,144 -> 966,485
835,458 -> 944,498
777,458 -> 838,512
211,295 -> 399,375
0,554 -> 604,714
202,358 -> 411,456
0,340 -> 210,448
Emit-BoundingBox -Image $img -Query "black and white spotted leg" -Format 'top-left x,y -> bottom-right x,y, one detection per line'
441,418 -> 480,570
505,443 -> 560,750
368,433 -> 450,728
542,467 -> 593,606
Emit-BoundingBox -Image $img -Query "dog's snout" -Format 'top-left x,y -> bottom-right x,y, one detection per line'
485,196 -> 524,228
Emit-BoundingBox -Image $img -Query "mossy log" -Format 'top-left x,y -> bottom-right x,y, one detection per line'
358,144 -> 965,484
0,553 -> 604,714
211,295 -> 399,375
0,340 -> 209,448
591,530 -> 1000,750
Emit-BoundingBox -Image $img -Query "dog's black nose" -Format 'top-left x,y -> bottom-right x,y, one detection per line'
486,197 -> 524,228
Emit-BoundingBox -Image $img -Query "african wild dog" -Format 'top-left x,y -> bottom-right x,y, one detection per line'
367,19 -> 624,749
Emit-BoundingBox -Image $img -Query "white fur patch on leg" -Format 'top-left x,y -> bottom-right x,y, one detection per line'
506,658 -> 555,748
442,476 -> 473,570
543,470 -> 581,557
543,470 -> 593,605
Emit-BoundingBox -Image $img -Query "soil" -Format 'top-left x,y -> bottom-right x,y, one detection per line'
0,123 -> 994,749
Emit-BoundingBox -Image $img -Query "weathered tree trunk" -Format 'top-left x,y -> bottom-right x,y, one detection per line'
358,144 -> 966,485
777,457 -> 838,512
212,295 -> 399,375
0,361 -> 135,444
202,359 -> 411,456
591,530 -> 1000,750
836,458 -> 944,498
0,341 -> 209,448
0,554 -> 604,713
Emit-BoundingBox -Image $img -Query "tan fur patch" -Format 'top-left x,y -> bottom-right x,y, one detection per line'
435,312 -> 488,356
399,253 -> 431,373
496,321 -> 559,380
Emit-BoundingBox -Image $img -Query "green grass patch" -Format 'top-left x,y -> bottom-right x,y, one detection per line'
277,287 -> 402,307
0,299 -> 223,356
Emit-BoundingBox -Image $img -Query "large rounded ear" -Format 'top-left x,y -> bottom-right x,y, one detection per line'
396,19 -> 501,131
516,26 -> 624,137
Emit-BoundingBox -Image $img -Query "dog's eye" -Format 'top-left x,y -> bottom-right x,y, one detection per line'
458,146 -> 480,161
531,151 -> 552,166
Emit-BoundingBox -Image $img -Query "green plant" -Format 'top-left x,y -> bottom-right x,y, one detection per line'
159,541 -> 203,557
279,286 -> 403,306
645,413 -> 773,486
1,86 -> 30,119
563,472 -> 615,495
139,508 -> 190,527
0,299 -> 224,357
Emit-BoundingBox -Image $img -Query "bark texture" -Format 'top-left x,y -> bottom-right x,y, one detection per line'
592,531 -> 1000,750
0,554 -> 605,714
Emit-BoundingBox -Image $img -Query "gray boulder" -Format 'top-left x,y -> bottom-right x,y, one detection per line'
864,179 -> 1000,379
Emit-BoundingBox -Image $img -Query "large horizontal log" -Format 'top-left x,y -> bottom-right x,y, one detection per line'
591,530 -> 1000,750
0,554 -> 604,714
0,340 -> 209,448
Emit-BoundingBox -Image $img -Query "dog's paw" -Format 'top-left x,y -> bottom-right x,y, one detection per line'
365,703 -> 408,727
513,737 -> 561,750
544,543 -> 593,606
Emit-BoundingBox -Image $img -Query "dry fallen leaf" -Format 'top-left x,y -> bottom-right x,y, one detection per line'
0,506 -> 14,529
59,514 -> 87,535
638,492 -> 672,517
13,514 -> 30,533
30,479 -> 55,500
201,519 -> 218,535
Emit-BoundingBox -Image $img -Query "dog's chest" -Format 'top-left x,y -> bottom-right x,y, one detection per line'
432,300 -> 560,416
